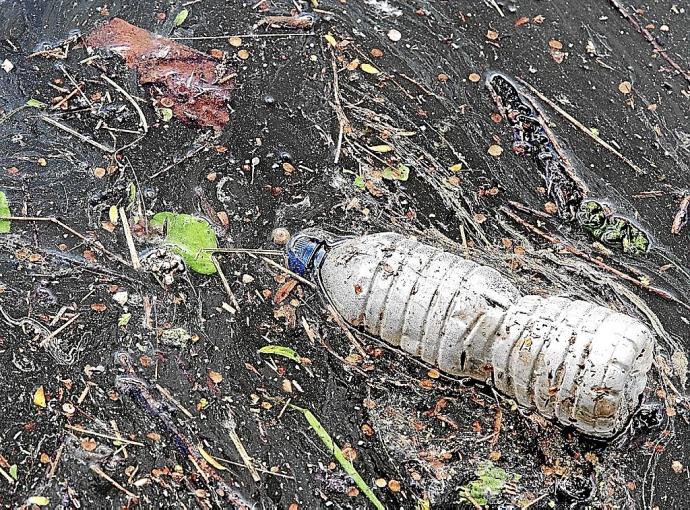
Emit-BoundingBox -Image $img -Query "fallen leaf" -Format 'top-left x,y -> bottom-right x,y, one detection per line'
174,8 -> 189,27
150,212 -> 218,274
198,444 -> 227,471
548,39 -> 563,50
33,387 -> 46,408
26,98 -> 47,108
360,63 -> 380,75
274,279 -> 298,304
324,33 -> 337,47
487,144 -> 504,157
81,437 -> 98,452
368,144 -> 392,153
27,497 -> 50,507
0,192 -> 11,234
208,370 -> 223,384
258,345 -> 302,363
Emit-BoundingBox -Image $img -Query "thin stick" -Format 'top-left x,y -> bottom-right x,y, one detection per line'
330,48 -> 351,164
51,84 -> 83,110
100,74 -> 149,134
170,32 -> 314,40
261,256 -> 316,289
205,247 -> 283,256
41,115 -> 115,153
227,429 -> 261,482
66,425 -> 145,446
502,206 -> 690,311
671,194 -> 689,235
148,144 -> 207,179
211,255 -> 241,311
118,208 -> 141,269
326,303 -> 368,358
90,464 -> 139,500
155,384 -> 194,419
39,312 -> 80,348
0,215 -> 130,266
485,0 -> 505,17
110,421 -> 128,459
515,77 -> 646,176
217,457 -> 294,479
609,0 -> 690,85
48,443 -> 64,479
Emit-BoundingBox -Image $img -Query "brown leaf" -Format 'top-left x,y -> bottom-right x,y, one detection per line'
273,279 -> 298,304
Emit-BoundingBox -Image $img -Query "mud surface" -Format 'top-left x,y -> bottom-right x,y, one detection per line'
0,0 -> 689,508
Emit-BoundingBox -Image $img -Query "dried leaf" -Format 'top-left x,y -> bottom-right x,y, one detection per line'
33,386 -> 46,408
487,144 -> 504,157
448,163 -> 463,172
208,370 -> 223,384
198,444 -> 227,470
274,279 -> 298,304
368,144 -> 392,153
324,33 -> 337,47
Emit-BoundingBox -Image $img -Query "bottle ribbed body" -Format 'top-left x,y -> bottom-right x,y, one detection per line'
317,232 -> 654,437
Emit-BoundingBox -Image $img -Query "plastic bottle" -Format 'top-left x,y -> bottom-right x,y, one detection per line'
286,229 -> 655,438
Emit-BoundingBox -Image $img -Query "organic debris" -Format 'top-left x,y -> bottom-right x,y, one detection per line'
85,18 -> 235,130
149,212 -> 218,274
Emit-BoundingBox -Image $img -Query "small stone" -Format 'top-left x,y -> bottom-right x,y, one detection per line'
228,36 -> 242,47
1,59 -> 13,73
272,227 -> 291,246
618,81 -> 633,94
548,39 -> 563,50
242,274 -> 255,284
375,478 -> 387,488
388,479 -> 401,492
112,290 -> 128,306
468,73 -> 481,83
93,167 -> 106,178
387,29 -> 402,42
672,460 -> 683,473
237,49 -> 250,60
487,144 -> 503,157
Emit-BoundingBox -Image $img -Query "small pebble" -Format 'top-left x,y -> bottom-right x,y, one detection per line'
272,228 -> 291,246
112,290 -> 128,305
387,29 -> 401,42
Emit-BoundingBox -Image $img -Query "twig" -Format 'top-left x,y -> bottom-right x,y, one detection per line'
90,464 -> 139,500
211,255 -> 241,311
206,248 -> 283,256
111,420 -> 128,459
326,303 -> 367,358
66,425 -> 145,446
118,208 -> 141,270
155,384 -> 194,419
502,206 -> 690,311
100,74 -> 149,134
515,77 -> 646,176
261,256 -> 316,289
671,194 -> 690,235
41,115 -> 116,153
609,0 -> 690,85
0,215 -> 130,267
170,32 -> 315,40
38,312 -> 81,348
330,47 -> 352,164
484,0 -> 504,17
48,443 -> 64,479
148,144 -> 207,179
227,429 -> 261,482
522,493 -> 549,509
51,84 -> 83,110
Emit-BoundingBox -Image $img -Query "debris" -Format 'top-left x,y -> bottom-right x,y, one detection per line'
671,194 -> 690,235
1,59 -> 13,73
360,63 -> 380,75
150,212 -> 218,274
291,405 -> 385,510
85,18 -> 236,130
33,386 -> 47,408
257,12 -> 317,30
173,9 -> 189,27
459,462 -> 516,506
159,328 -> 192,348
387,29 -> 402,42
272,227 -> 291,246
258,345 -> 302,364
0,192 -> 10,233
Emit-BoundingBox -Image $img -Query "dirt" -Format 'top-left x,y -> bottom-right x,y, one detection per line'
0,0 -> 688,508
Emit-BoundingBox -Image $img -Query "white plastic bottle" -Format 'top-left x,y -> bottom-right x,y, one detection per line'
287,230 -> 655,438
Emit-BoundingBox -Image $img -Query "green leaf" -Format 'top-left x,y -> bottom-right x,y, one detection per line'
381,164 -> 409,182
8,465 -> 17,480
174,9 -> 189,27
258,345 -> 301,363
150,212 -> 218,274
127,182 -> 137,205
108,205 -> 119,225
160,107 -> 173,122
26,99 -> 47,108
353,176 -> 365,189
291,405 -> 385,510
118,313 -> 132,327
459,461 -> 512,506
0,191 -> 11,234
